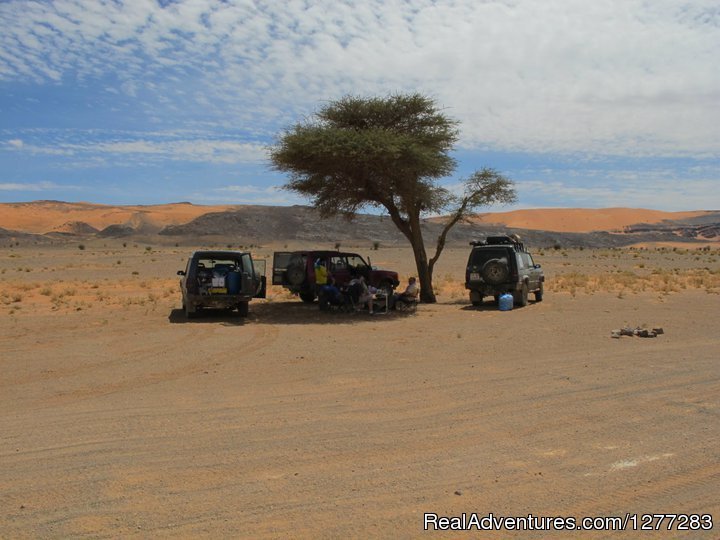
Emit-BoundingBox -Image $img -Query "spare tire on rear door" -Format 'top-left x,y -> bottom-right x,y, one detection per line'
286,263 -> 305,286
482,258 -> 509,285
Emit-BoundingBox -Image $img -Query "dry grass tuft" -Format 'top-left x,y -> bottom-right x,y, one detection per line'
548,268 -> 720,296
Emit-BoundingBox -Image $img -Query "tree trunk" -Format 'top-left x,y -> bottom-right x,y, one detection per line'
408,215 -> 436,303
384,203 -> 436,303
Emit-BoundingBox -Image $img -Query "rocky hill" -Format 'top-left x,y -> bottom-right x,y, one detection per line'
158,206 -> 720,248
1,202 -> 718,248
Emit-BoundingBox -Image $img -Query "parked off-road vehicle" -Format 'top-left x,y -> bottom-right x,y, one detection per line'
272,250 -> 399,303
178,250 -> 266,319
465,236 -> 544,307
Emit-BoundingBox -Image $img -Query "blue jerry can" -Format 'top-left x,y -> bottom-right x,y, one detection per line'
498,293 -> 514,311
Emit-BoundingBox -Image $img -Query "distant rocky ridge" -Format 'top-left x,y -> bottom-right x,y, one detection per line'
157,206 -> 720,248
623,215 -> 720,240
1,202 -> 718,248
49,221 -> 100,235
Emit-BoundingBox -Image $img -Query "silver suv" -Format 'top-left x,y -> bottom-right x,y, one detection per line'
464,236 -> 544,307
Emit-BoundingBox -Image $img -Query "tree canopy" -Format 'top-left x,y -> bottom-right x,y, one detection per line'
270,93 -> 516,303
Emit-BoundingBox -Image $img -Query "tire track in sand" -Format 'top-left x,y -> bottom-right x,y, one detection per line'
35,324 -> 279,408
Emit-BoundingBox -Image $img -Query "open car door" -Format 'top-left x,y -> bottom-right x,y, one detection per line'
272,252 -> 293,286
253,258 -> 267,298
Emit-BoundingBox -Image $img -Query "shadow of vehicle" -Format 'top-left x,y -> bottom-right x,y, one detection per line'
251,301 -> 389,325
170,298 -> 418,326
168,308 -> 247,326
460,298 -> 541,312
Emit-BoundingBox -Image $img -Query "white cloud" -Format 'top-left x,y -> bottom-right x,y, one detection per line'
91,139 -> 267,163
516,177 -> 720,211
1,0 -> 718,158
3,133 -> 268,164
187,184 -> 303,205
3,139 -> 75,155
0,181 -> 75,191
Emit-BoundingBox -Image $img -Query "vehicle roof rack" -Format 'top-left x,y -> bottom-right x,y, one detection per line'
470,235 -> 525,251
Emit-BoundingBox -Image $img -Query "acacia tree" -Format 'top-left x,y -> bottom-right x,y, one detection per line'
270,93 -> 516,303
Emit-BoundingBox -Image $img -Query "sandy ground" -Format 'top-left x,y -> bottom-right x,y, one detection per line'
1,242 -> 719,538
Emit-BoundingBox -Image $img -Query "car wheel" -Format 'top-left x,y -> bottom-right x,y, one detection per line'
535,282 -> 544,302
286,264 -> 305,286
299,291 -> 316,303
514,283 -> 529,307
482,259 -> 509,285
237,301 -> 249,317
184,302 -> 196,319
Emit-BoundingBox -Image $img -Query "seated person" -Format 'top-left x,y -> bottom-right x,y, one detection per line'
391,277 -> 419,309
348,273 -> 374,314
320,284 -> 343,305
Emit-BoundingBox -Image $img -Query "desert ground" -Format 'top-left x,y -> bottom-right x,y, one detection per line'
1,239 -> 719,538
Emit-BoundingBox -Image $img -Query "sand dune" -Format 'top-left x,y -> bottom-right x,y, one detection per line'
0,201 -> 236,234
468,207 -> 710,233
0,201 -> 715,240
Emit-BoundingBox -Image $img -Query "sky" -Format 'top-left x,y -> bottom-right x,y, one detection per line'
1,0 -> 719,211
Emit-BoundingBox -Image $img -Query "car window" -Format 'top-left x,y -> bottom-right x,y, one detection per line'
346,255 -> 368,268
525,253 -> 535,267
241,253 -> 252,274
470,248 -> 508,267
330,256 -> 346,272
518,253 -> 532,269
195,258 -> 242,273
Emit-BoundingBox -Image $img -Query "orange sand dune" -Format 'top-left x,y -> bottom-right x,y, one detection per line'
468,207 -> 710,233
0,201 -> 713,235
0,201 -> 236,234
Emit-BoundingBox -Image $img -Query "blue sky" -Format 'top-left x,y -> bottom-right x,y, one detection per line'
1,0 -> 718,211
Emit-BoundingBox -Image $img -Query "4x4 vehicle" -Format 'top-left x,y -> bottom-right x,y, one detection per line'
465,236 -> 544,307
178,250 -> 266,319
272,250 -> 399,302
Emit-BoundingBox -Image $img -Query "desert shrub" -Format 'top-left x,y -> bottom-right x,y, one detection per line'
78,244 -> 85,250
373,241 -> 380,250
